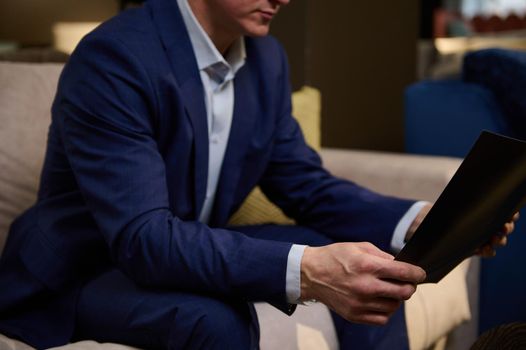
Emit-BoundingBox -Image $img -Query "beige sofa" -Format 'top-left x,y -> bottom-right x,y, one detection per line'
0,62 -> 477,350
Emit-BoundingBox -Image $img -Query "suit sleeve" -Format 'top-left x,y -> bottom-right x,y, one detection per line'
54,34 -> 293,311
258,43 -> 415,252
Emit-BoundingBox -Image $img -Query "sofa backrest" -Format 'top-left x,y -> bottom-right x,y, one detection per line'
0,62 -> 64,253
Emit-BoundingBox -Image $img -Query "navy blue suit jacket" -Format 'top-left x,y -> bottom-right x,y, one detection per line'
0,0 -> 414,347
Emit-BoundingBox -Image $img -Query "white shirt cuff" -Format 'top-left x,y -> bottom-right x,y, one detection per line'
285,244 -> 307,304
390,201 -> 430,253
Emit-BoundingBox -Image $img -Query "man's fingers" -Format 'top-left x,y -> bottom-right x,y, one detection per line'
478,244 -> 496,257
491,234 -> 508,247
310,242 -> 425,327
351,277 -> 417,300
476,219 -> 515,257
375,280 -> 417,300
476,217 -> 516,258
497,212 -> 520,237
358,242 -> 395,260
501,222 -> 514,235
356,312 -> 391,326
377,260 -> 426,284
358,297 -> 402,314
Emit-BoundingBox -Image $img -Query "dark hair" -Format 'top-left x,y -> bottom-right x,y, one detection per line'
471,323 -> 526,350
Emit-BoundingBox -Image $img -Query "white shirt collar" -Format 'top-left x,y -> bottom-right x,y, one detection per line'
176,0 -> 246,80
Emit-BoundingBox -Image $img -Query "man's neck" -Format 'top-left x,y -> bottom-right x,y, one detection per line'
188,0 -> 238,55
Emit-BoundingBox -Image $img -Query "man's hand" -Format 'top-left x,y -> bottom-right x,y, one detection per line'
405,202 -> 433,242
476,212 -> 520,257
300,242 -> 426,325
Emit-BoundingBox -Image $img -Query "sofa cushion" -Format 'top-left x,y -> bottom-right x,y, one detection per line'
48,341 -> 140,350
0,62 -> 64,253
0,333 -> 34,350
255,302 -> 338,350
406,258 -> 472,350
463,48 -> 526,139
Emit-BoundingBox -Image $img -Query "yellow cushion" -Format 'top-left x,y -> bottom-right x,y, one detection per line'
290,86 -> 321,152
228,86 -> 321,225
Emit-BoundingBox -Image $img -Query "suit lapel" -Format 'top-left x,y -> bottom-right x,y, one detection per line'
210,60 -> 259,226
148,0 -> 208,218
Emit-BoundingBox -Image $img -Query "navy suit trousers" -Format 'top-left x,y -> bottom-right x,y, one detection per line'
73,225 -> 409,350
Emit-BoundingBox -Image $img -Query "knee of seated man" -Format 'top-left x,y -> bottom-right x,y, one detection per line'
169,296 -> 257,349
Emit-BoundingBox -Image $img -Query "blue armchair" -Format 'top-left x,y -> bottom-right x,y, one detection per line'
405,48 -> 526,334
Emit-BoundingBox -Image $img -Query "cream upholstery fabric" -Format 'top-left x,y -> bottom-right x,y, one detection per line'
406,259 -> 472,350
320,148 -> 461,203
0,63 -> 63,253
256,302 -> 338,350
0,334 -> 34,350
48,341 -> 140,350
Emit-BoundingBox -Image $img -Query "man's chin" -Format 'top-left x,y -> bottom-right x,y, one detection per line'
244,23 -> 271,37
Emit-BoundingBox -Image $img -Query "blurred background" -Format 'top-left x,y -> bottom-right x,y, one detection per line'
1,0 -> 525,152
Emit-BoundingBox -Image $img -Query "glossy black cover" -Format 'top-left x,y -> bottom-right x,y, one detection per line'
396,131 -> 526,283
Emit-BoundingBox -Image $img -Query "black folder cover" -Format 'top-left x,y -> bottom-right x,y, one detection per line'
395,131 -> 526,283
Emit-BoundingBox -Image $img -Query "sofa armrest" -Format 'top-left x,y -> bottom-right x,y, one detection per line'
319,148 -> 461,202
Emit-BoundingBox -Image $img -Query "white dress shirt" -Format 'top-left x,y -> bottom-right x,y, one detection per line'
176,0 -> 426,304
176,0 -> 246,224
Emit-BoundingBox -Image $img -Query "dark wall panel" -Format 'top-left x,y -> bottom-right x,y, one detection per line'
270,1 -> 308,91
309,1 -> 419,151
272,1 -> 419,152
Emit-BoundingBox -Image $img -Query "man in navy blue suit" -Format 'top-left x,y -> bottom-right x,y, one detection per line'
0,0 -> 515,349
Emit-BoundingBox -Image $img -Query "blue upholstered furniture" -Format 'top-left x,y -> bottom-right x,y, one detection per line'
405,48 -> 526,334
